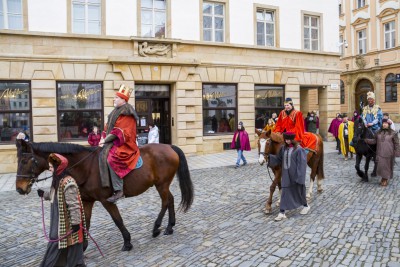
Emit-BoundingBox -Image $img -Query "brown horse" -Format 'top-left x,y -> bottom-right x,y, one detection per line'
15,139 -> 194,251
256,129 -> 325,214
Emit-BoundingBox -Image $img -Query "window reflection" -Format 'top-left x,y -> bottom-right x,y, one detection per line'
0,82 -> 31,143
57,82 -> 103,141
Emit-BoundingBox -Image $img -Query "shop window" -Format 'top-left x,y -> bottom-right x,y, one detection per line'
254,85 -> 284,130
0,81 -> 31,143
385,73 -> 397,102
203,84 -> 236,135
57,82 -> 103,141
340,80 -> 345,104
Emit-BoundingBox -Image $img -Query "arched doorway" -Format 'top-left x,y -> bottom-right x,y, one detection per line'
355,79 -> 374,113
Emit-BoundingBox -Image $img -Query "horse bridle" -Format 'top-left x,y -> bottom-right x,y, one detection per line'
17,146 -> 101,186
259,137 -> 271,160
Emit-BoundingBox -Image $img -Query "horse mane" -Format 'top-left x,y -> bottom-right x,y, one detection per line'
30,142 -> 96,154
270,132 -> 284,143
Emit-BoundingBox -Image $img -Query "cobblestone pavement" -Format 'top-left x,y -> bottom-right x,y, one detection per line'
1,151 -> 400,267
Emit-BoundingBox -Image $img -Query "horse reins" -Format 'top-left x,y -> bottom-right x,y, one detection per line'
40,196 -> 104,257
259,138 -> 275,183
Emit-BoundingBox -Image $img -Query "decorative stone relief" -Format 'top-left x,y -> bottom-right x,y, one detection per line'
355,55 -> 366,69
374,73 -> 382,82
138,42 -> 171,57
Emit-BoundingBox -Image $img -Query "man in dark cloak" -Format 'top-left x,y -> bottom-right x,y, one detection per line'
268,131 -> 310,221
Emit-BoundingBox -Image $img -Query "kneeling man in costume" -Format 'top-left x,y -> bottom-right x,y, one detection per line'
99,84 -> 140,203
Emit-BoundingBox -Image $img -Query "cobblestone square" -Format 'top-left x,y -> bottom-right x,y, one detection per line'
1,151 -> 400,267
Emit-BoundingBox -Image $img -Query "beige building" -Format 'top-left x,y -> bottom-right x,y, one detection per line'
339,0 -> 399,120
0,0 -> 341,173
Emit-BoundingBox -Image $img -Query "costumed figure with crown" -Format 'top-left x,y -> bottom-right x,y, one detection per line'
99,84 -> 140,203
362,91 -> 383,134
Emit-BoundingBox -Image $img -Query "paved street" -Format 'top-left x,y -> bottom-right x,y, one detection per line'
1,142 -> 400,266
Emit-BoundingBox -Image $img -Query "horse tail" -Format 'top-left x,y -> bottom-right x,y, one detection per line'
171,145 -> 194,212
317,135 -> 325,180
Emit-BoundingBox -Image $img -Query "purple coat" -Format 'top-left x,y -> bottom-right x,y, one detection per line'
328,118 -> 342,138
231,130 -> 251,151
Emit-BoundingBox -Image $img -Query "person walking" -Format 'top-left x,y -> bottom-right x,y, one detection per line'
231,121 -> 251,169
148,123 -> 159,144
328,113 -> 343,154
267,132 -> 310,221
99,84 -> 140,203
88,126 -> 101,146
365,119 -> 400,186
37,153 -> 86,267
338,114 -> 355,161
305,111 -> 319,134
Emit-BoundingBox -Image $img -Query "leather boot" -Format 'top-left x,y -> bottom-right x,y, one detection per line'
380,178 -> 388,187
107,190 -> 124,203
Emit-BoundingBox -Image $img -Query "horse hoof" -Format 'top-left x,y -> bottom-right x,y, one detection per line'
121,243 -> 133,251
152,230 -> 161,238
164,228 -> 174,235
264,209 -> 271,214
317,189 -> 323,193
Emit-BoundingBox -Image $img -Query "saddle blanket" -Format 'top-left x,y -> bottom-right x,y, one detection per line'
135,156 -> 143,169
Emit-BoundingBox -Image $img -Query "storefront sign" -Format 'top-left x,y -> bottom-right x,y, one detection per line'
0,88 -> 27,99
60,88 -> 100,100
203,91 -> 225,100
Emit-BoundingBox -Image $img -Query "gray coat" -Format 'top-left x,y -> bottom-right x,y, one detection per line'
268,145 -> 308,211
366,129 -> 400,179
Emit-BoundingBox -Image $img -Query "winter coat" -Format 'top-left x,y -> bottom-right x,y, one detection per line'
365,129 -> 400,179
231,130 -> 251,151
148,126 -> 160,144
88,132 -> 101,146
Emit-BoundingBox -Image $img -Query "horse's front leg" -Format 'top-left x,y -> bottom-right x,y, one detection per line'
355,153 -> 364,178
101,201 -> 133,251
82,200 -> 95,251
363,156 -> 371,182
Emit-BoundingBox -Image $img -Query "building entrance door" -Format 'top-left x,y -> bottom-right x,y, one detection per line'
135,85 -> 170,144
355,79 -> 374,113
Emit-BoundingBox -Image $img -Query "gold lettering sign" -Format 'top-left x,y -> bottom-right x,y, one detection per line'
0,88 -> 27,99
60,89 -> 100,100
256,90 -> 282,99
203,91 -> 225,100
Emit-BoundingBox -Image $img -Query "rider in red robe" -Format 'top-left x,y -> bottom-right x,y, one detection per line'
99,84 -> 140,203
274,98 -> 305,142
273,98 -> 316,150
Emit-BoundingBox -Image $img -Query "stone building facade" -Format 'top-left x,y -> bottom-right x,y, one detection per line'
0,0 -> 340,173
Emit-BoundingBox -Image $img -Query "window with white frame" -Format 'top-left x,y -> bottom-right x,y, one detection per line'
141,0 -> 166,38
256,9 -> 275,46
357,29 -> 366,54
384,21 -> 395,49
357,0 -> 365,9
72,0 -> 101,34
203,2 -> 225,42
303,15 -> 319,51
0,0 -> 23,30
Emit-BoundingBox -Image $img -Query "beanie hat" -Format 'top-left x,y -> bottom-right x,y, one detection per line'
284,98 -> 293,106
283,131 -> 296,140
382,118 -> 388,124
239,121 -> 243,126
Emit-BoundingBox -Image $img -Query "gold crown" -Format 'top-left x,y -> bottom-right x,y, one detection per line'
116,84 -> 133,101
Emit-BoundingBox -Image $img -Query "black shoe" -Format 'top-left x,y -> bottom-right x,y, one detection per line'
235,165 -> 239,169
243,162 -> 247,166
107,190 -> 124,203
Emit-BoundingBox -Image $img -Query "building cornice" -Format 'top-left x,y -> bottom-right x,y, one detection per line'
377,8 -> 399,19
351,17 -> 370,26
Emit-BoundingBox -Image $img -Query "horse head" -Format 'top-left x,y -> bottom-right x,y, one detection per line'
353,117 -> 371,144
257,130 -> 283,165
15,137 -> 50,195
